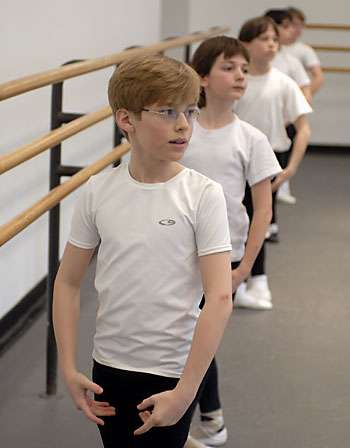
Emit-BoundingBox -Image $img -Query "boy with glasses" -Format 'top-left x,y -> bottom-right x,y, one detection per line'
53,54 -> 233,448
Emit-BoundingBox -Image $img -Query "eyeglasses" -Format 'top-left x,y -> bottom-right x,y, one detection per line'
142,106 -> 200,122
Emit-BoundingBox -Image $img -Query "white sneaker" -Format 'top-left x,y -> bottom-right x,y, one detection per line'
247,275 -> 273,303
277,181 -> 296,204
190,410 -> 228,446
265,223 -> 279,243
184,435 -> 210,448
234,282 -> 272,310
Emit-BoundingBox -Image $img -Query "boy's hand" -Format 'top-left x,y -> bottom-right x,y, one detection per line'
65,371 -> 116,425
232,266 -> 249,293
134,389 -> 191,435
271,167 -> 295,192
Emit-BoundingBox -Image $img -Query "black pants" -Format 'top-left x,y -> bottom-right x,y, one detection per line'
93,361 -> 201,447
243,184 -> 265,276
198,261 -> 240,414
271,150 -> 289,224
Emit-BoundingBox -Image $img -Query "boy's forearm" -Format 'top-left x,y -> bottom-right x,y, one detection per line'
53,282 -> 81,378
287,126 -> 310,174
175,295 -> 232,402
239,207 -> 272,274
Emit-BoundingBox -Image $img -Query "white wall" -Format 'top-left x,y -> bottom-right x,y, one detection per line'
185,0 -> 350,145
0,0 -> 161,319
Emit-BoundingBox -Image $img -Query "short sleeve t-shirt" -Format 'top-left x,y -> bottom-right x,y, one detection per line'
69,163 -> 231,378
181,118 -> 281,261
273,47 -> 311,87
286,42 -> 321,69
234,67 -> 312,152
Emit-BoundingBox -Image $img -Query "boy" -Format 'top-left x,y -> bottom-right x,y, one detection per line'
264,8 -> 312,210
234,16 -> 312,307
53,54 -> 233,448
181,36 -> 281,447
286,7 -> 324,96
265,9 -> 311,103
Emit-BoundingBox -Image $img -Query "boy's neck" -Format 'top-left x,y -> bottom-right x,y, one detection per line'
128,152 -> 183,183
248,60 -> 272,76
198,100 -> 235,130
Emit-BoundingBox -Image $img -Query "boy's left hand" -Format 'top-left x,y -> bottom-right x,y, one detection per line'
134,389 -> 191,435
271,167 -> 295,192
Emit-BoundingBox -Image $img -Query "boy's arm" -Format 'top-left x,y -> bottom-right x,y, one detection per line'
308,65 -> 324,95
232,179 -> 272,291
53,242 -> 115,425
271,114 -> 311,192
135,250 -> 232,435
300,84 -> 312,104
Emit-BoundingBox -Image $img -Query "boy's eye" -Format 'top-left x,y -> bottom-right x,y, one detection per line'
186,107 -> 200,119
159,109 -> 177,118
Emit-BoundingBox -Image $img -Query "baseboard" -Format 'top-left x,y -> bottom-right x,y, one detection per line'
308,144 -> 350,154
0,277 -> 47,356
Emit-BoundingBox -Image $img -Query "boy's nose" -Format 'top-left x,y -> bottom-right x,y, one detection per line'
175,112 -> 190,129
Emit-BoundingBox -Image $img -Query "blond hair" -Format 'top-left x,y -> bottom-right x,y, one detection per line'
108,54 -> 200,114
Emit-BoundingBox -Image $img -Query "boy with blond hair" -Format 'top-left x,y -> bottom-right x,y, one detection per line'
53,54 -> 233,448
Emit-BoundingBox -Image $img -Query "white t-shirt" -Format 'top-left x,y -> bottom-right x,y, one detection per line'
234,67 -> 312,152
181,118 -> 281,261
285,42 -> 321,69
273,46 -> 310,87
69,163 -> 232,378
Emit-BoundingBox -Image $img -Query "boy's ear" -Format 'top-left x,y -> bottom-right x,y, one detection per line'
115,109 -> 135,135
200,75 -> 209,88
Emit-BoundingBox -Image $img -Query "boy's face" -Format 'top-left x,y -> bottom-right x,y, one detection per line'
245,25 -> 279,64
202,53 -> 248,102
290,17 -> 304,41
277,19 -> 294,45
118,102 -> 198,162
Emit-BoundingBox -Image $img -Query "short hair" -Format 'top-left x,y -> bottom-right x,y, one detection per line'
287,7 -> 306,23
191,36 -> 250,107
239,16 -> 279,43
264,9 -> 292,25
108,54 -> 200,115
191,36 -> 250,77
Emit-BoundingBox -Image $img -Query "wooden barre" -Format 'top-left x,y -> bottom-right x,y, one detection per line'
0,142 -> 130,247
306,23 -> 350,31
311,45 -> 350,52
322,66 -> 350,73
0,106 -> 113,175
0,26 -> 230,101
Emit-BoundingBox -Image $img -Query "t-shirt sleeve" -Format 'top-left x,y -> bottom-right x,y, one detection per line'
283,77 -> 313,124
69,178 -> 100,249
291,57 -> 311,87
303,45 -> 321,68
246,133 -> 282,186
195,182 -> 232,257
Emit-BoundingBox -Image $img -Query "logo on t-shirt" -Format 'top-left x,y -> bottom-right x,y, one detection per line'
159,219 -> 176,226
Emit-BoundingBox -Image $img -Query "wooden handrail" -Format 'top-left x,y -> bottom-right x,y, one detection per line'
306,23 -> 350,31
0,142 -> 130,247
311,45 -> 350,52
0,106 -> 112,175
0,27 -> 230,101
322,66 -> 350,73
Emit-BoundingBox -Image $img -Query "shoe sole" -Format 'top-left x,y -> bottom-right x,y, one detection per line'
196,427 -> 228,446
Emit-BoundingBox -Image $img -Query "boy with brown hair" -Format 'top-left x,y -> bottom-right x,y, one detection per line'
234,16 -> 312,307
53,54 -> 233,448
287,6 -> 324,96
181,36 -> 281,447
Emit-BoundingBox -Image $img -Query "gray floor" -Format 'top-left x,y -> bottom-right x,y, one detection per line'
1,151 -> 350,448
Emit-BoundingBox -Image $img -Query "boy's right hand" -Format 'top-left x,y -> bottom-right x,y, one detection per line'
65,371 -> 116,425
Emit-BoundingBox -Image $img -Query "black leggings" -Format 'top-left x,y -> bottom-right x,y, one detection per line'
198,261 -> 240,414
271,150 -> 289,224
243,184 -> 265,276
93,361 -> 201,447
